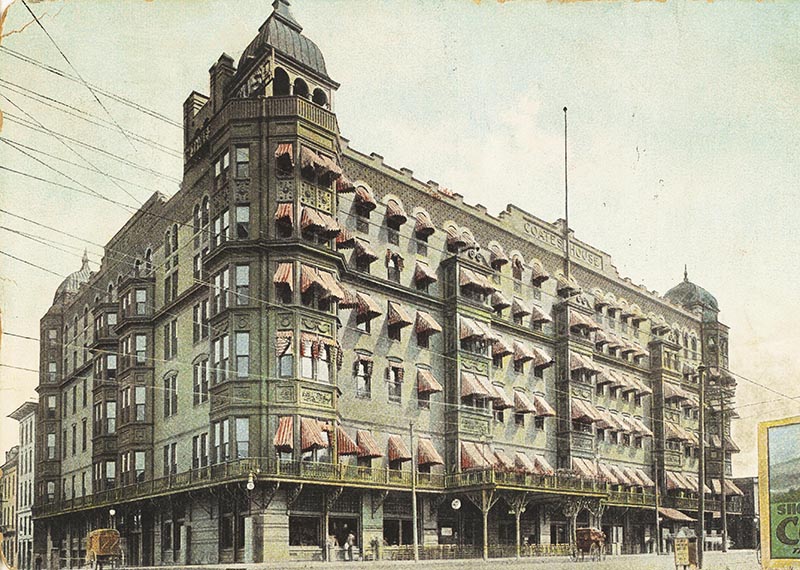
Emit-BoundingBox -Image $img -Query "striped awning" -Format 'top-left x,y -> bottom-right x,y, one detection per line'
492,337 -> 513,358
630,416 -> 654,437
354,292 -> 382,319
316,211 -> 342,238
313,151 -> 342,178
356,430 -> 383,459
665,422 -> 691,442
300,265 -> 322,293
317,270 -> 345,301
354,185 -> 377,211
459,316 -> 493,340
555,271 -> 580,293
338,287 -> 359,309
666,471 -> 690,491
493,448 -> 515,471
594,330 -> 611,346
597,462 -> 618,484
275,142 -> 294,163
623,467 -> 644,486
336,174 -> 356,193
511,297 -> 532,317
446,225 -> 467,250
275,202 -> 293,226
459,267 -> 495,293
572,457 -> 597,479
275,331 -> 293,356
300,417 -> 328,452
514,452 -> 536,473
461,441 -> 490,471
710,479 -> 744,496
336,228 -> 356,250
417,438 -> 444,466
354,238 -> 379,262
685,473 -> 713,494
532,395 -> 556,417
569,311 -> 602,332
534,455 -> 555,476
413,261 -> 438,285
636,468 -> 655,488
595,367 -> 617,387
513,341 -> 536,363
301,207 -> 326,233
532,347 -> 554,369
387,301 -> 413,328
571,399 -> 602,423
274,416 -> 293,452
530,305 -> 552,324
388,435 -> 412,462
461,371 -> 492,398
414,211 -> 435,238
417,369 -> 443,394
274,262 -> 293,290
337,427 -> 359,456
514,391 -> 537,414
489,244 -> 509,269
491,385 -> 515,410
415,311 -> 442,335
491,291 -> 511,311
385,199 -> 407,225
595,409 -> 621,431
570,353 -> 601,374
530,259 -> 550,285
659,507 -> 695,522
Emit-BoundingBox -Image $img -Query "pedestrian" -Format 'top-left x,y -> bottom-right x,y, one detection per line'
345,531 -> 356,561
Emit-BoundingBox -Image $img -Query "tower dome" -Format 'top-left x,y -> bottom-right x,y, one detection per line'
54,250 -> 92,303
237,0 -> 332,82
664,266 -> 719,317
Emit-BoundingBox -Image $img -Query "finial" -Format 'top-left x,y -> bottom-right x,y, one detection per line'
82,249 -> 90,269
271,0 -> 302,31
684,264 -> 688,282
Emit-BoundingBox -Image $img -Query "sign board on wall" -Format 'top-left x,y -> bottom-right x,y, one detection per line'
758,416 -> 800,569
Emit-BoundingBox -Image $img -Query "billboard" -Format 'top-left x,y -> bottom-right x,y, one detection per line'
759,416 -> 800,568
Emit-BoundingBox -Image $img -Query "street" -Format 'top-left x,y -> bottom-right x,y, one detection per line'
126,550 -> 759,570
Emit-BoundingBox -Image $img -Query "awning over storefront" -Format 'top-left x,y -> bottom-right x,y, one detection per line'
413,261 -> 438,285
274,416 -> 293,452
659,507 -> 695,522
385,199 -> 408,226
461,441 -> 490,471
300,417 -> 328,452
415,311 -> 442,336
388,435 -> 412,462
356,430 -> 383,459
711,479 -> 744,496
514,452 -> 536,473
417,438 -> 444,466
636,468 -> 655,488
387,301 -> 413,328
535,455 -> 555,476
417,369 -> 443,395
337,427 -> 359,456
572,457 -> 597,479
414,211 -> 435,238
493,448 -> 515,471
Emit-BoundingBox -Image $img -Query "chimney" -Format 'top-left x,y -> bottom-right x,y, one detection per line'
209,53 -> 236,114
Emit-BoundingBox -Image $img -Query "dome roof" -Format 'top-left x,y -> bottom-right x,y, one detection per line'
237,0 -> 330,81
54,251 -> 92,303
664,267 -> 719,314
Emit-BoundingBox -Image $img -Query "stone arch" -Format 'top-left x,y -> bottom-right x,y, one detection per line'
273,67 -> 290,96
293,77 -> 309,98
312,87 -> 328,107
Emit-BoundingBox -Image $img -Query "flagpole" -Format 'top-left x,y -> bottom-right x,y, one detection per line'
563,106 -> 571,280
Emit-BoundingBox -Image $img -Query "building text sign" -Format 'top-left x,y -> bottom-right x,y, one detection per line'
522,221 -> 603,270
759,416 -> 800,568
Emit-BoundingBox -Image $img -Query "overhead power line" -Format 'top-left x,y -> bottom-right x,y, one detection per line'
0,44 -> 183,129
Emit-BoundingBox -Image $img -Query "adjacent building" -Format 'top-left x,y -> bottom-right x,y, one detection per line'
31,0 -> 741,566
10,402 -> 38,570
1,446 -> 19,567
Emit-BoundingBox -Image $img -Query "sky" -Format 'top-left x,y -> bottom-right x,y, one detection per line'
0,0 -> 799,477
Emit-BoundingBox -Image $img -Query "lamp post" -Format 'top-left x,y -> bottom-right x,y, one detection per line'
109,508 -> 116,529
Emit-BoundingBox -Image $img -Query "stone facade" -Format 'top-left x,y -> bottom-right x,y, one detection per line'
30,1 -> 740,566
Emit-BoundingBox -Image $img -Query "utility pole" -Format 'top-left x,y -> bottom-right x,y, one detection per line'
697,364 -> 706,569
410,421 -> 419,562
654,461 -> 662,555
719,387 -> 728,552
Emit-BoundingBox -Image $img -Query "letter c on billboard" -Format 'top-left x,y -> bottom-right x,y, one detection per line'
777,516 -> 799,545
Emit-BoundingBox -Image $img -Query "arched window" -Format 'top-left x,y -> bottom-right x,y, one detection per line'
83,307 -> 89,329
107,283 -> 115,302
171,224 -> 178,252
193,205 -> 201,235
201,197 -> 210,228
293,78 -> 309,99
273,67 -> 290,96
133,259 -> 142,276
164,230 -> 172,257
144,249 -> 152,274
312,88 -> 327,107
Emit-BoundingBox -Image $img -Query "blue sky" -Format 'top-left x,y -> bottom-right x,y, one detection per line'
1,0 -> 799,475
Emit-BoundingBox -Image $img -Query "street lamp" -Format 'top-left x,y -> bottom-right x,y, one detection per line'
246,472 -> 256,492
108,508 -> 116,529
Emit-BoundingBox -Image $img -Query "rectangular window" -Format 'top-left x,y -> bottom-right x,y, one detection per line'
47,432 -> 56,459
107,354 -> 117,380
235,332 -> 250,378
135,289 -> 147,315
134,386 -> 146,422
213,419 -> 230,463
235,146 -> 250,178
81,418 -> 87,451
213,335 -> 230,384
235,265 -> 249,305
193,253 -> 202,281
535,416 -> 545,430
134,451 -> 146,482
235,205 -> 250,239
236,417 -> 250,459
46,395 -> 56,419
72,385 -> 77,413
106,402 -> 116,434
135,334 -> 147,364
193,304 -> 201,342
82,378 -> 88,407
47,361 -> 57,383
355,360 -> 371,398
164,374 -> 178,417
